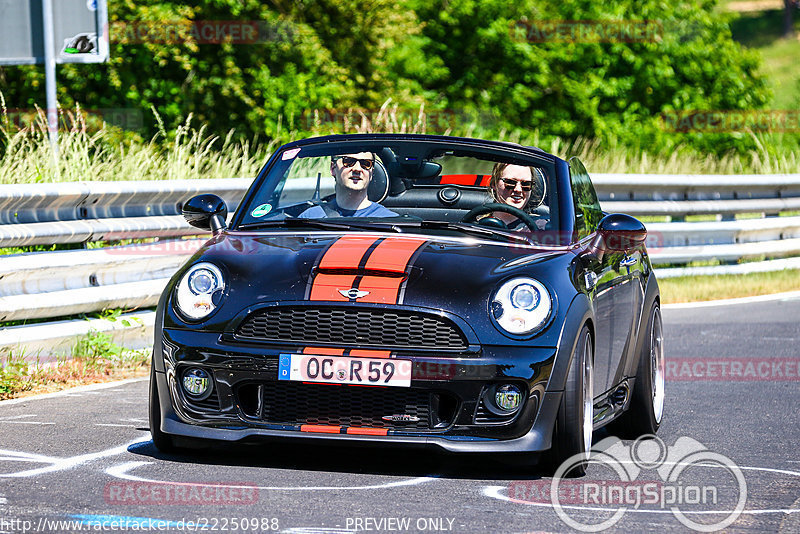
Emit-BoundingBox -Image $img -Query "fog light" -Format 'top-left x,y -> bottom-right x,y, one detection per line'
182,368 -> 210,397
494,384 -> 522,412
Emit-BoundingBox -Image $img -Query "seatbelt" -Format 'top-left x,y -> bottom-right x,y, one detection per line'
320,201 -> 341,217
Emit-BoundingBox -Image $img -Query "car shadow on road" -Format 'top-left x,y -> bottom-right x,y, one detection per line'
127,435 -> 563,481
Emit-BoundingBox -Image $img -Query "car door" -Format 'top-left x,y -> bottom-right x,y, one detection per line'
569,157 -> 636,395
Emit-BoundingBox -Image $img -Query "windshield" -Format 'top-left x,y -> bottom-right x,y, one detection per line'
236,139 -> 562,245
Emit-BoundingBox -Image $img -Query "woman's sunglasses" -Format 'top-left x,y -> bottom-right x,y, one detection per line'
500,178 -> 532,191
335,156 -> 375,170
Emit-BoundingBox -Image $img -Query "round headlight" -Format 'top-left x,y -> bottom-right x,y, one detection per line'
491,277 -> 551,335
175,262 -> 225,320
510,284 -> 540,310
188,269 -> 217,295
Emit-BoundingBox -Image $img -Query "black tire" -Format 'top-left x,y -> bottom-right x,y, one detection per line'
149,363 -> 178,453
613,304 -> 665,438
549,325 -> 594,477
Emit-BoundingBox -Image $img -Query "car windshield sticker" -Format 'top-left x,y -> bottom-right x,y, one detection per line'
250,203 -> 272,218
282,147 -> 301,160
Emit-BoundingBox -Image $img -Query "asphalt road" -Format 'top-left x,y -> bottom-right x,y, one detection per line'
1,294 -> 798,533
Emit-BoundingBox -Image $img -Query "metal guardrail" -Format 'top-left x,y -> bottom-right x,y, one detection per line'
1,175 -> 799,359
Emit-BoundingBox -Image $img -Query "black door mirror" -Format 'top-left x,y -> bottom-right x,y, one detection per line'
597,213 -> 646,251
182,194 -> 228,234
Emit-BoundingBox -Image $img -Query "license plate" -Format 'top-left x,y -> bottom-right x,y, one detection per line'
278,354 -> 412,387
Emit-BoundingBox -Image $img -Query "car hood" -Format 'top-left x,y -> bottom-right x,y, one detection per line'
171,231 -> 578,344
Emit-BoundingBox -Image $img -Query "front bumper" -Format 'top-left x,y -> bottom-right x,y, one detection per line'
155,328 -> 561,453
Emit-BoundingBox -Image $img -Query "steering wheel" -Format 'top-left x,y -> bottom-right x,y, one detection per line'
461,203 -> 540,232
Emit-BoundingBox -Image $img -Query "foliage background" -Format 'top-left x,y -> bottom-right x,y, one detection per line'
0,0 -> 797,160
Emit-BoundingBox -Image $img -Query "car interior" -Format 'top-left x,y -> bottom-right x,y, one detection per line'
242,144 -> 559,235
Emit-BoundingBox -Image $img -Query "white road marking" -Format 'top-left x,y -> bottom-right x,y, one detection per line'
0,439 -> 149,478
0,421 -> 56,427
0,377 -> 147,406
0,415 -> 37,421
95,424 -> 137,428
482,461 -> 800,515
106,460 -> 439,491
663,290 -> 800,309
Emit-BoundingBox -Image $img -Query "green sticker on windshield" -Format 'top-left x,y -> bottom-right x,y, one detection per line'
251,203 -> 272,218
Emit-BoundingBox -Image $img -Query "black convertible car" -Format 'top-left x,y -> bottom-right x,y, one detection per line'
150,134 -> 664,475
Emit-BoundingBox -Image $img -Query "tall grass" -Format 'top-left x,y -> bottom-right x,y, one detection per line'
1,98 -> 797,184
0,98 -> 272,184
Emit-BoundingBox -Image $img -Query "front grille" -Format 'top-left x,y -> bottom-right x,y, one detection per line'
236,381 -> 458,430
184,389 -> 221,413
235,306 -> 467,351
474,397 -> 517,424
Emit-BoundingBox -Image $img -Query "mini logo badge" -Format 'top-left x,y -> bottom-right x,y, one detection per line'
381,414 -> 421,423
339,288 -> 370,299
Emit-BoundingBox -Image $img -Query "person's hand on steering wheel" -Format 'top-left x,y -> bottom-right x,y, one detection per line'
462,203 -> 540,233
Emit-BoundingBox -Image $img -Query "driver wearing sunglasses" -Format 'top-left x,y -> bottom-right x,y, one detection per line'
484,162 -> 547,231
298,152 -> 397,218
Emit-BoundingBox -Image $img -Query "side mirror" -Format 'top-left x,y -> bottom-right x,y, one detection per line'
182,194 -> 228,234
597,213 -> 646,251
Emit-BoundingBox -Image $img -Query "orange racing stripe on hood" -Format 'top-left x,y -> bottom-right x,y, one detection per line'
364,237 -> 428,273
318,235 -> 381,270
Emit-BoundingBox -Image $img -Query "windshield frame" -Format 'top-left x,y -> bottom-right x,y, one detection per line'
231,135 -> 572,244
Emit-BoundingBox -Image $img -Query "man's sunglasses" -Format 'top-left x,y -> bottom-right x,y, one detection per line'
500,178 -> 532,191
335,156 -> 375,170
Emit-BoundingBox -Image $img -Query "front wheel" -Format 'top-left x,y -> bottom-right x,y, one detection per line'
549,325 -> 594,477
614,304 -> 665,437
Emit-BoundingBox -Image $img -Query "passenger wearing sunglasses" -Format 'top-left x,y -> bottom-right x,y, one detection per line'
298,152 -> 397,218
484,162 -> 547,231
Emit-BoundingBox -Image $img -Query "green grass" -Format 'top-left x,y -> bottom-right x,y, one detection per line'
659,268 -> 800,303
2,99 -> 799,184
0,330 -> 149,400
0,99 -> 272,184
726,4 -> 800,109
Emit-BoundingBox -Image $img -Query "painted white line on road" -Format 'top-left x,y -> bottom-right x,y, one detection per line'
0,415 -> 37,421
95,424 -> 138,428
664,290 -> 800,309
0,421 -> 55,425
106,460 -> 439,491
0,439 -> 149,478
0,377 -> 148,407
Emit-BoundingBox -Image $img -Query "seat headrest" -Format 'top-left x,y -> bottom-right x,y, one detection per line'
368,159 -> 390,202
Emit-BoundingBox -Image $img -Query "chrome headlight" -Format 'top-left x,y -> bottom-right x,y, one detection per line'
491,277 -> 552,335
175,262 -> 225,320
